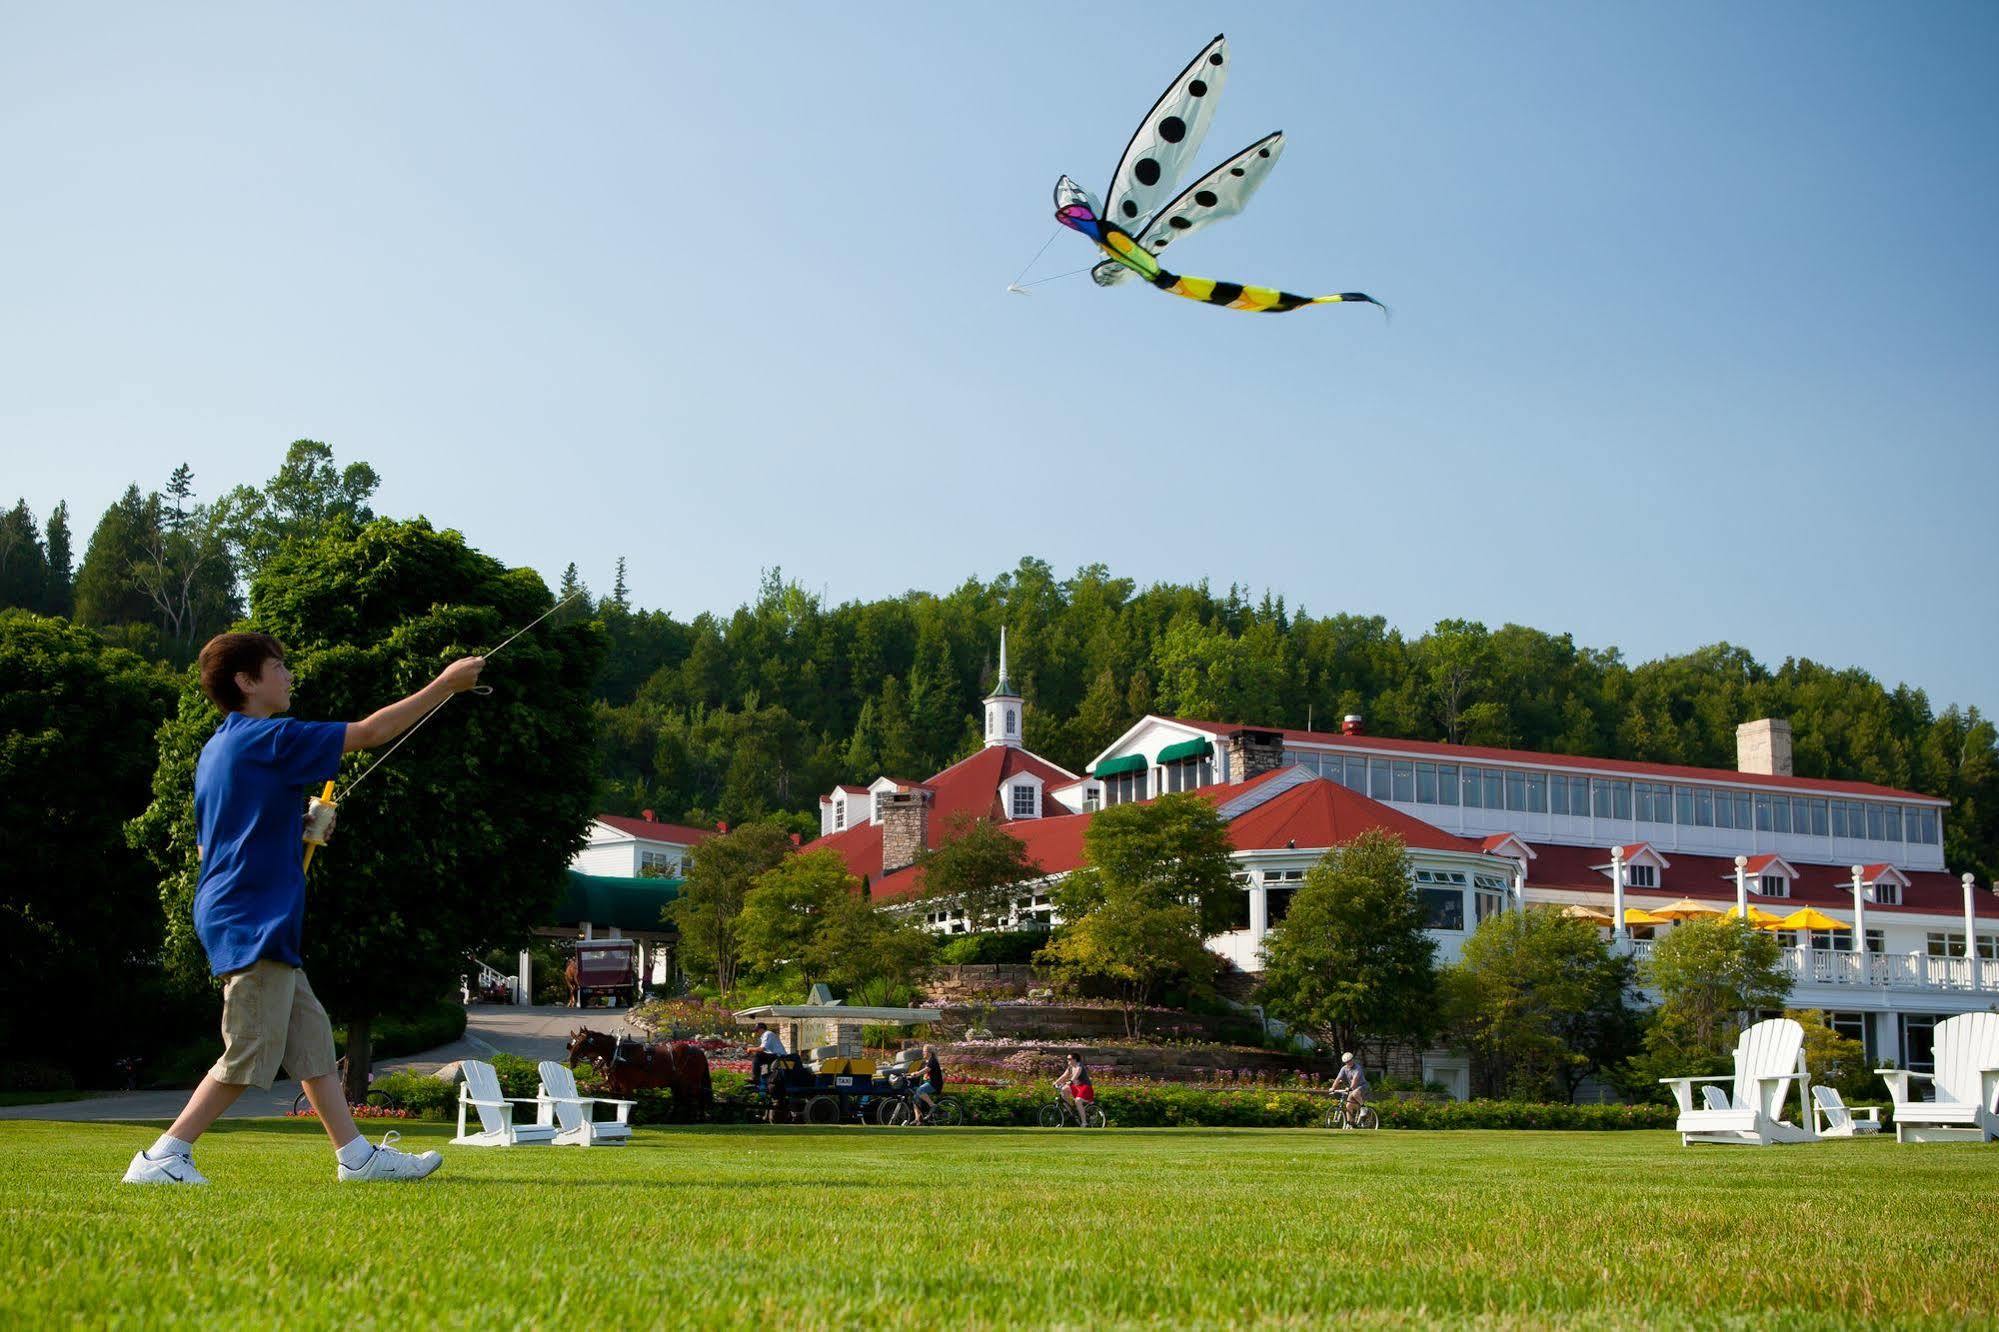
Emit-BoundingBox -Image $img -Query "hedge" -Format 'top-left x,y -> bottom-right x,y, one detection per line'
936,931 -> 1049,966
374,1057 -> 1677,1131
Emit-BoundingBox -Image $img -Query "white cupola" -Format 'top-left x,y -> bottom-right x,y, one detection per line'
983,628 -> 1023,749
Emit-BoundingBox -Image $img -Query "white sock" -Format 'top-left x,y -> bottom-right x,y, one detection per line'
148,1133 -> 194,1161
335,1136 -> 374,1169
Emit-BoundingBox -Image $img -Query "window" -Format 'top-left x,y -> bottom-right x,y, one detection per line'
1263,870 -> 1303,926
1927,932 -> 1999,959
1436,763 -> 1459,806
1626,864 -> 1656,888
1370,760 -> 1392,801
1811,928 -> 1884,953
1732,793 -> 1752,830
1416,762 -> 1437,803
1695,788 -> 1714,827
834,804 -> 846,831
1163,759 -> 1212,793
1884,806 -> 1903,842
640,849 -> 679,874
1550,774 -> 1569,817
1526,772 -> 1547,814
1083,790 -> 1100,812
1772,797 -> 1791,835
1504,770 -> 1526,812
1483,769 -> 1503,811
1462,767 -> 1482,809
1343,757 -> 1368,792
1005,707 -> 1016,736
1759,874 -> 1790,898
1810,799 -> 1829,837
1392,760 -> 1415,803
1865,805 -> 1885,841
1754,794 -> 1772,832
1418,886 -> 1465,931
1870,879 -> 1901,907
1473,873 -> 1509,924
1919,809 -> 1939,845
1901,1014 -> 1937,1073
1104,770 -> 1145,806
1828,1011 -> 1870,1058
874,792 -> 887,820
1592,780 -> 1613,819
1614,781 -> 1633,820
1219,880 -> 1251,932
1010,784 -> 1037,818
1571,776 -> 1592,816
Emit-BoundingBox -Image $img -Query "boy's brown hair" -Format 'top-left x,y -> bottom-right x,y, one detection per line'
197,632 -> 286,713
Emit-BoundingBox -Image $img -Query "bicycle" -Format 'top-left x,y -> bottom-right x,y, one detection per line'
1038,1094 -> 1106,1129
291,1055 -> 396,1117
883,1091 -> 963,1126
1322,1092 -> 1379,1131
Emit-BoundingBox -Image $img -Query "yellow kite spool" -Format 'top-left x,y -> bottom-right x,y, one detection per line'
302,780 -> 337,871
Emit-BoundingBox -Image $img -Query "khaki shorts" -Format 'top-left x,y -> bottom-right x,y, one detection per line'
210,960 -> 338,1089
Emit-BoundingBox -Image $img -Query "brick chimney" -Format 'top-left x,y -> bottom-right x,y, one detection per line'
1735,718 -> 1794,777
1341,714 -> 1365,736
641,809 -> 656,822
1223,729 -> 1285,784
879,787 -> 932,874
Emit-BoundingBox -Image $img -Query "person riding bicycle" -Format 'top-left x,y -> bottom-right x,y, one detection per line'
1331,1051 -> 1367,1119
910,1043 -> 944,1125
1054,1053 -> 1095,1123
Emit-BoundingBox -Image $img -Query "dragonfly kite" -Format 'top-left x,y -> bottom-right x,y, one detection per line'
1050,33 -> 1382,315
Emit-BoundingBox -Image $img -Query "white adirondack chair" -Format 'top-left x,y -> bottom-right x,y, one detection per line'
452,1059 -> 557,1147
1875,1011 -> 1999,1143
535,1059 -> 635,1147
1700,1085 -> 1731,1112
1810,1085 -> 1882,1137
1660,1017 -> 1817,1146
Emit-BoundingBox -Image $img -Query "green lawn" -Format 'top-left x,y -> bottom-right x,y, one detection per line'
3,1120 -> 1995,1328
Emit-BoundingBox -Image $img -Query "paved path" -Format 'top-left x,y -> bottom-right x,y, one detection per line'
0,1004 -> 643,1123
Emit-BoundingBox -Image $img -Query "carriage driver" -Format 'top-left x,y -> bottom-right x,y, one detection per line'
123,632 -> 486,1185
751,1022 -> 787,1089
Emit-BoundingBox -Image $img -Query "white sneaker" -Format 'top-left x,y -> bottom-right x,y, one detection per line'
123,1149 -> 209,1185
337,1130 -> 443,1183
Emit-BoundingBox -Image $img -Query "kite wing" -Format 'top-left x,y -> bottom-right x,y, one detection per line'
1094,132 -> 1286,286
1102,33 -> 1229,231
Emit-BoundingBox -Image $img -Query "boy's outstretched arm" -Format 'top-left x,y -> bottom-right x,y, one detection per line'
342,657 -> 486,753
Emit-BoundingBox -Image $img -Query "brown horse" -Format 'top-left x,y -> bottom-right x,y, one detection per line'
567,1028 -> 713,1122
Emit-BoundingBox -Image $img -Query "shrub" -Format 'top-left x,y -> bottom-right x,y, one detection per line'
0,1061 -> 77,1093
358,999 -> 468,1061
938,931 -> 1050,966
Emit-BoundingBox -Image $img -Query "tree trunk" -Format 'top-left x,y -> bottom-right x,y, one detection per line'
343,1015 -> 373,1104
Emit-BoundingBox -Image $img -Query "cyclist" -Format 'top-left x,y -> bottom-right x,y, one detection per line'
1330,1051 -> 1367,1123
910,1043 -> 944,1125
1054,1053 -> 1095,1124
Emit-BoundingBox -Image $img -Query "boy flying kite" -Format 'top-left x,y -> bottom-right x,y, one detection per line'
124,631 -> 485,1184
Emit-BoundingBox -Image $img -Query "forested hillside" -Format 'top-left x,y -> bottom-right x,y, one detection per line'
7,443 -> 1994,879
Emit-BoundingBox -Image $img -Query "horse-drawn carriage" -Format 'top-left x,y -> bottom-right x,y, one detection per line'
734,996 -> 950,1125
567,939 -> 640,1008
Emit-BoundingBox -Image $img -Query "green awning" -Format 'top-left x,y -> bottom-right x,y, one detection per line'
1156,738 -> 1214,764
1095,753 -> 1147,777
554,871 -> 681,933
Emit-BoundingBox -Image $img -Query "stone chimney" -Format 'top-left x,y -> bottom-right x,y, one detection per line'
1223,729 -> 1285,784
1341,714 -> 1365,736
1736,718 -> 1794,777
879,787 -> 932,874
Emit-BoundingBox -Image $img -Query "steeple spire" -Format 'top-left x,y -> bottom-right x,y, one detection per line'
983,627 -> 1022,747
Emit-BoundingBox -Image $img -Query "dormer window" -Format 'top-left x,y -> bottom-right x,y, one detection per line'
834,802 -> 846,831
1872,880 -> 1901,907
1760,873 -> 1789,898
1010,783 -> 1037,819
1627,864 -> 1656,889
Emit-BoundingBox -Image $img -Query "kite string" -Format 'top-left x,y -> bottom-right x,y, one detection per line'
337,589 -> 584,798
1014,263 -> 1095,289
1009,229 -> 1058,287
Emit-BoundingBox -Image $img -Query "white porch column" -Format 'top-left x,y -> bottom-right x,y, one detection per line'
1733,854 -> 1749,919
1610,846 -> 1627,941
517,948 -> 532,1007
1249,882 -> 1269,942
1512,864 -> 1527,915
1850,865 -> 1868,979
1965,873 -> 1980,988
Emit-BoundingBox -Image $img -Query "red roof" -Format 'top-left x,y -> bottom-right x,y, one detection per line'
862,768 -> 1481,903
1521,840 -> 1994,919
594,814 -> 715,846
1158,717 -> 1944,804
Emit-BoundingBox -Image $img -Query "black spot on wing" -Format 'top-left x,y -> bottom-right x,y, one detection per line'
1168,216 -> 1191,230
1134,158 -> 1160,187
1195,190 -> 1217,207
1209,52 -> 1223,66
1159,116 -> 1185,144
1189,79 -> 1207,96
1230,167 -> 1245,177
1121,201 -> 1137,219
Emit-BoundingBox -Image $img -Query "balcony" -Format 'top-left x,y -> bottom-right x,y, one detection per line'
1630,941 -> 1998,994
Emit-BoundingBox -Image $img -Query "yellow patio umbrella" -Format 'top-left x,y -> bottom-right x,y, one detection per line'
1722,904 -> 1789,929
1560,904 -> 1615,925
1623,906 -> 1670,927
1648,898 -> 1725,920
1778,907 -> 1850,932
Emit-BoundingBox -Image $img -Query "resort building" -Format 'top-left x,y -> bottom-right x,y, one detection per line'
570,811 -> 712,879
806,638 -> 1998,1085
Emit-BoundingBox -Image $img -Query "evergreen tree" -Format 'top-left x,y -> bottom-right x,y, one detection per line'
0,501 -> 48,612
43,501 -> 73,616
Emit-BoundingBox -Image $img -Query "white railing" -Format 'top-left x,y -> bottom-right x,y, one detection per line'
1629,941 -> 1996,993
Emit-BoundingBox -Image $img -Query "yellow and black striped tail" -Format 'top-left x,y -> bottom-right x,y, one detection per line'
1151,269 -> 1381,315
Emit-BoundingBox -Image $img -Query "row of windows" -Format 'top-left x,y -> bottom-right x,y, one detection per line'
1927,932 -> 1999,960
1284,752 -> 1942,845
1772,928 -> 1887,953
638,850 -> 682,874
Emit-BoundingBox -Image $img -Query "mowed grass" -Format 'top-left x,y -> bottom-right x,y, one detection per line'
3,1121 -> 1996,1328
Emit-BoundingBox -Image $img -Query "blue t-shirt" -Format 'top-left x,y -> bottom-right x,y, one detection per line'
192,713 -> 347,975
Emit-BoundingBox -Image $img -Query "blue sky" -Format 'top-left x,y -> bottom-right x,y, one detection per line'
4,3 -> 1995,710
